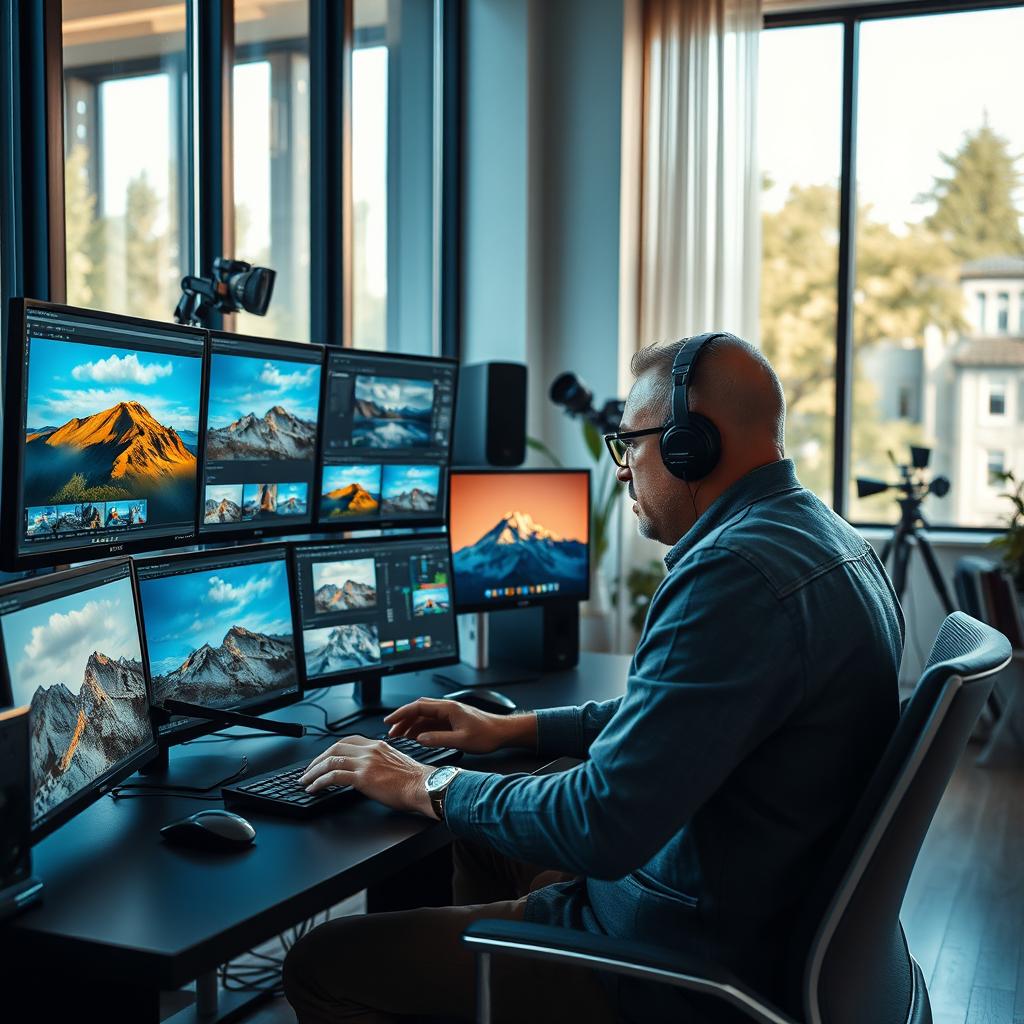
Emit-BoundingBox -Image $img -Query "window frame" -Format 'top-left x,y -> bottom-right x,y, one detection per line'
763,0 -> 1024,532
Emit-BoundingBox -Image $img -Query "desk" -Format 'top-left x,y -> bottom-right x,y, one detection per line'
1,652 -> 630,1023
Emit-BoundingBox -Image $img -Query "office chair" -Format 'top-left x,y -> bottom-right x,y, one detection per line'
464,612 -> 1011,1024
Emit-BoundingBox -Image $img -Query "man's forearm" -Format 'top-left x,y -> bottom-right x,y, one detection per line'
502,711 -> 538,750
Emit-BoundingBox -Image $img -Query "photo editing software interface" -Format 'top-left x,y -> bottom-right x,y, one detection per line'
11,304 -> 206,564
0,560 -> 156,837
317,351 -> 456,527
201,333 -> 323,536
136,545 -> 300,739
293,536 -> 457,683
449,470 -> 590,609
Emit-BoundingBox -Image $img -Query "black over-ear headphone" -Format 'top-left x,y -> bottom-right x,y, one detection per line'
659,332 -> 726,481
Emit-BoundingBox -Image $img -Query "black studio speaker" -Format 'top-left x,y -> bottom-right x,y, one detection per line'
453,362 -> 527,466
488,601 -> 580,672
0,706 -> 41,921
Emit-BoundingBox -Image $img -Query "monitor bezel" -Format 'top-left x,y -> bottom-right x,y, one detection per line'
314,347 -> 459,534
0,557 -> 159,843
290,532 -> 460,690
198,330 -> 327,543
133,541 -> 305,748
448,466 -> 592,614
2,297 -> 210,572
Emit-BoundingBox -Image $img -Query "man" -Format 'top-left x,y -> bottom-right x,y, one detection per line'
284,334 -> 904,1023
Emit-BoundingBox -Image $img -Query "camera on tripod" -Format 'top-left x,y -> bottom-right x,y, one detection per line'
856,445 -> 954,613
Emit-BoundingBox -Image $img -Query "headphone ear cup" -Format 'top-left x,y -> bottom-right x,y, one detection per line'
659,416 -> 721,481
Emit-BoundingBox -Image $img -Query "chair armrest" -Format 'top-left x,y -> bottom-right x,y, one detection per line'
462,919 -> 798,1024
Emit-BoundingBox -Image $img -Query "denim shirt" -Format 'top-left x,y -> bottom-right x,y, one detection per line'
444,460 -> 904,1011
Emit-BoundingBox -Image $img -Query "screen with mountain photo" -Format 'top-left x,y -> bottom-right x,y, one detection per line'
202,339 -> 322,534
137,554 -> 298,729
0,573 -> 153,826
19,333 -> 203,557
450,471 -> 590,608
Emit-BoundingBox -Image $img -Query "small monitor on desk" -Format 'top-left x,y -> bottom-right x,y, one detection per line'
0,558 -> 157,841
2,299 -> 207,570
449,468 -> 590,612
200,331 -> 324,540
292,534 -> 459,689
135,544 -> 301,744
315,349 -> 457,530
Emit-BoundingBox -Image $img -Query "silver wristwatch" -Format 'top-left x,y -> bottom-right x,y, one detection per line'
425,765 -> 461,821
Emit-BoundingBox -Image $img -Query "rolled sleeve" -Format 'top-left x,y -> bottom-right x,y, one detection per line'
442,769 -> 495,841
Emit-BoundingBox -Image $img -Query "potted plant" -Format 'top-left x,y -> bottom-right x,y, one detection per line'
989,470 -> 1024,591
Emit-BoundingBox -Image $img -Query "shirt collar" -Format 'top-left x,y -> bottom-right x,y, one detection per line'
663,459 -> 802,571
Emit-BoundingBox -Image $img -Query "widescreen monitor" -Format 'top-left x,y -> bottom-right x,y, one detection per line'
292,535 -> 458,686
316,349 -> 457,530
135,544 -> 301,744
0,558 -> 157,841
200,332 -> 324,539
449,469 -> 590,612
2,299 -> 207,570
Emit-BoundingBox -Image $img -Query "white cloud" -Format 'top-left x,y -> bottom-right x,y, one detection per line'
14,590 -> 140,696
206,573 -> 274,606
259,362 -> 316,390
312,558 -> 376,591
71,352 -> 173,386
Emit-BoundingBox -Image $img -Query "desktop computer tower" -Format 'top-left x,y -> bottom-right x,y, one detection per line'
487,601 -> 580,672
453,362 -> 527,466
0,707 -> 41,921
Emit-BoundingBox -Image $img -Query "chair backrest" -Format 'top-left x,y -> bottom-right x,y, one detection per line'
787,612 -> 1011,1024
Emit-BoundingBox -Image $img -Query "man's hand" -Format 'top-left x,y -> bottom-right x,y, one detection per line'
299,735 -> 435,817
383,697 -> 537,754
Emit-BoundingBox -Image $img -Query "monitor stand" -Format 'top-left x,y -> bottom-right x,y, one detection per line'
432,662 -> 540,689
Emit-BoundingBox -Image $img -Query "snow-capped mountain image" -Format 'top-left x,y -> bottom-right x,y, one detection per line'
452,510 -> 588,604
303,623 -> 380,678
204,483 -> 243,524
352,375 -> 433,449
206,405 -> 317,461
381,464 -> 439,514
151,625 -> 295,706
313,557 -> 377,613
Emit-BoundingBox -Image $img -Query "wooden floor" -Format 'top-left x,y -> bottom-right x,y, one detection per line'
166,744 -> 1024,1024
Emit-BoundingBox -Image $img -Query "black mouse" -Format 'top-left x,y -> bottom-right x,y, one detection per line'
445,688 -> 518,715
160,809 -> 256,851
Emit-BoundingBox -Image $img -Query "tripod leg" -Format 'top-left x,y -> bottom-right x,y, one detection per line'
914,532 -> 956,615
889,523 -> 911,603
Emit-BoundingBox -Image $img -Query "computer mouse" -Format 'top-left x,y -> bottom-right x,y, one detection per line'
160,809 -> 256,851
445,688 -> 518,715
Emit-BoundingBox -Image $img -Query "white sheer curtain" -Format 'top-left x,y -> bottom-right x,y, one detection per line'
612,0 -> 762,652
632,0 -> 762,348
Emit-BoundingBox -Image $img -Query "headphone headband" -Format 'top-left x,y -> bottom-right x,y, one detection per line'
670,332 -> 729,431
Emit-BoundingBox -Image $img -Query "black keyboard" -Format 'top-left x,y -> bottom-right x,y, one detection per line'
222,735 -> 462,818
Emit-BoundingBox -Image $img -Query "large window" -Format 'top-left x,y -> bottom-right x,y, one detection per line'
763,4 -> 1024,528
233,0 -> 311,342
62,1 -> 189,323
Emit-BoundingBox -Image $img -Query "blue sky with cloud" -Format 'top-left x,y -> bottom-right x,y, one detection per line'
1,576 -> 141,700
139,558 -> 293,676
208,354 -> 321,429
322,463 -> 381,498
26,337 -> 202,435
382,464 -> 439,499
355,375 -> 433,415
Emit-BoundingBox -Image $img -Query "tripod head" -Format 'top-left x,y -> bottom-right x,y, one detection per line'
856,445 -> 949,523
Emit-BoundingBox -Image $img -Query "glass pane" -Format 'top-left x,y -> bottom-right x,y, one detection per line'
352,0 -> 437,354
62,1 -> 189,322
758,25 -> 843,506
850,7 -> 1024,526
233,0 -> 310,342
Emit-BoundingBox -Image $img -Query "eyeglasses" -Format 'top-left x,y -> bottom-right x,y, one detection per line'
603,426 -> 664,468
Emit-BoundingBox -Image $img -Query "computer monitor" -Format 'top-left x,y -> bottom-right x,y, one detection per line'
0,558 -> 157,841
449,468 -> 591,612
291,535 -> 459,700
2,298 -> 207,571
316,349 -> 457,530
200,331 -> 324,539
135,544 -> 301,745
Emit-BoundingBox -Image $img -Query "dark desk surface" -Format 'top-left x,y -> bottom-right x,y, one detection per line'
5,652 -> 630,990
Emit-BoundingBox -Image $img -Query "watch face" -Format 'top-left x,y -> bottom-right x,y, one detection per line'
427,765 -> 459,791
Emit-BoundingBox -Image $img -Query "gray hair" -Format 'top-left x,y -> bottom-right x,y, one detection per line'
629,333 -> 785,452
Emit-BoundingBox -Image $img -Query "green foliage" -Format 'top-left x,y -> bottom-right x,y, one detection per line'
921,121 -> 1024,262
49,473 -> 129,505
989,471 -> 1024,590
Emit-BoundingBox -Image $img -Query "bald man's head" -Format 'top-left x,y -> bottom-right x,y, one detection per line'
629,333 -> 786,457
